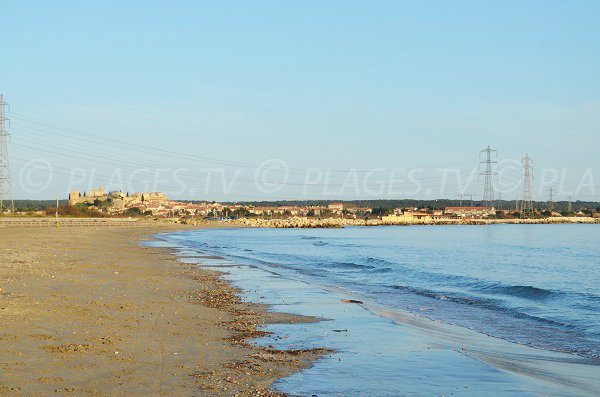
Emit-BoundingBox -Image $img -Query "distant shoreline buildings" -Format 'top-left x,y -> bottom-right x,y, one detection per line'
64,187 -> 598,221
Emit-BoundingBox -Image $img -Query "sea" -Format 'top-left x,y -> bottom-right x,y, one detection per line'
153,224 -> 600,396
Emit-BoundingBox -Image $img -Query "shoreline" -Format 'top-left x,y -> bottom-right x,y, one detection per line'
3,224 -> 599,396
0,225 -> 327,396
161,227 -> 600,397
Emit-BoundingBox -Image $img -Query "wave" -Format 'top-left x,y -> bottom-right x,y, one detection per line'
480,284 -> 558,300
328,261 -> 375,270
364,257 -> 396,267
390,284 -> 573,329
371,267 -> 393,274
184,240 -> 570,306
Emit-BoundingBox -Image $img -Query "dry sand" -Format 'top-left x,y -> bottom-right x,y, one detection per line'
0,225 -> 326,396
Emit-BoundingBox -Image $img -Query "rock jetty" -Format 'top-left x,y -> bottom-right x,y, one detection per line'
235,216 -> 599,228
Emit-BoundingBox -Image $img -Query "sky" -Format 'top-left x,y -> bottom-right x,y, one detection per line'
2,1 -> 599,201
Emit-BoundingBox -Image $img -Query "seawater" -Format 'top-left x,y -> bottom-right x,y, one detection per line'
156,224 -> 600,396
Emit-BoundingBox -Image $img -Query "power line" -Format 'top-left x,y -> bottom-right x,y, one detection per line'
0,95 -> 14,213
10,113 -> 478,174
12,140 -> 478,190
7,111 -> 517,199
9,114 -> 481,190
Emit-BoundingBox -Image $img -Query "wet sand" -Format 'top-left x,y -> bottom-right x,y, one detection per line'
0,225 -> 326,396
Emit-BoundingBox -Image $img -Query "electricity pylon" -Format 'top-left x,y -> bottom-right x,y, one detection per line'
479,145 -> 498,204
519,154 -> 534,218
568,195 -> 573,212
455,193 -> 473,207
547,186 -> 554,211
0,94 -> 14,213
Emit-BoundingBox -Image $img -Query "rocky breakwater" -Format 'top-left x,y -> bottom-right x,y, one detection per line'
238,217 -> 382,228
487,216 -> 600,225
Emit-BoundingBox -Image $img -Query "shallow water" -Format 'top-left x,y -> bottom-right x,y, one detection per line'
154,225 -> 600,396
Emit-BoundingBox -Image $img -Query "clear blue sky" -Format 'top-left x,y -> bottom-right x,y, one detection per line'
2,1 -> 599,201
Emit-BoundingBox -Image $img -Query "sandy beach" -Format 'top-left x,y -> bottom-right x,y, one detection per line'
0,225 -> 325,396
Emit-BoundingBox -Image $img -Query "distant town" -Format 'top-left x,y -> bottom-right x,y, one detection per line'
2,186 -> 600,228
0,187 -> 575,226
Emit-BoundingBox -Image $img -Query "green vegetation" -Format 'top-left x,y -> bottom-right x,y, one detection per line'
43,204 -> 108,217
371,207 -> 392,217
125,207 -> 142,216
10,200 -> 67,212
231,207 -> 252,218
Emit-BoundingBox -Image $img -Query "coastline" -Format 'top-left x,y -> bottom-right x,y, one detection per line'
3,223 -> 599,396
0,225 -> 326,396
161,226 -> 600,397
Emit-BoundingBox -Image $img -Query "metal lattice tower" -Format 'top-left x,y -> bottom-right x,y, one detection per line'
568,195 -> 573,212
479,145 -> 498,204
519,153 -> 534,218
0,94 -> 14,213
455,193 -> 474,207
547,186 -> 554,211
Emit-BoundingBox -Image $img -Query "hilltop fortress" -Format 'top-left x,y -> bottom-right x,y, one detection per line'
68,188 -> 171,215
69,188 -> 166,207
